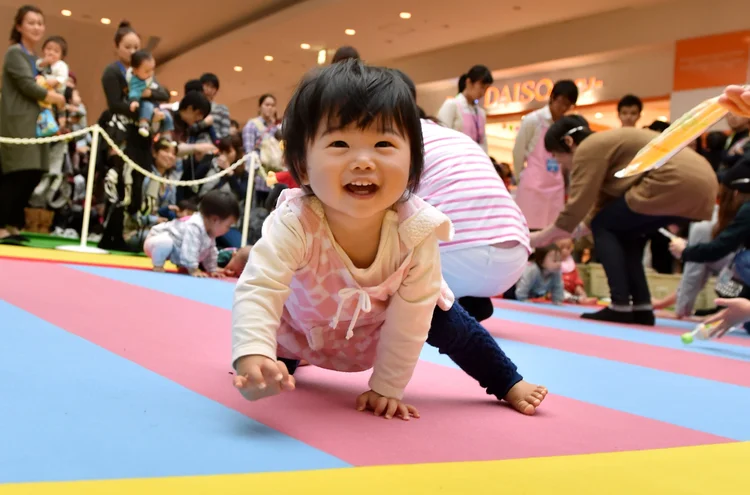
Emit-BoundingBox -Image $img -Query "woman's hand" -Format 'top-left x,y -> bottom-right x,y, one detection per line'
703,298 -> 750,338
719,85 -> 750,117
141,88 -> 152,98
668,237 -> 687,259
129,101 -> 139,112
355,390 -> 419,421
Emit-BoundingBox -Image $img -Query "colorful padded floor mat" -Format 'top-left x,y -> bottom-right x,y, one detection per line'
2,257 -> 750,494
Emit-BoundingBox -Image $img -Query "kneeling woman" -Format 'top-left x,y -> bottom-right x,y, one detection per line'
530,115 -> 717,325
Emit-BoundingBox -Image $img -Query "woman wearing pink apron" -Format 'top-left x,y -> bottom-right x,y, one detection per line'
437,65 -> 493,153
512,80 -> 580,230
514,119 -> 565,230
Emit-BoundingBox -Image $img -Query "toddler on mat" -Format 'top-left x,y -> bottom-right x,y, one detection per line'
232,60 -> 546,420
144,190 -> 239,277
516,244 -> 565,305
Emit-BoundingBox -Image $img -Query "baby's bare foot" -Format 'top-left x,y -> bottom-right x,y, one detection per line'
504,380 -> 548,415
152,266 -> 166,273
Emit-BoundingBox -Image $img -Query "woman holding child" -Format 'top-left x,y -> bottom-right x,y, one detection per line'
0,5 -> 65,242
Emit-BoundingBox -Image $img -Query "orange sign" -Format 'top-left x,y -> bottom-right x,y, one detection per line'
484,77 -> 604,108
673,30 -> 750,91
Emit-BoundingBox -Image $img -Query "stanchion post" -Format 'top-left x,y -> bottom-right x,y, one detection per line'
240,153 -> 257,247
78,125 -> 100,246
57,125 -> 109,254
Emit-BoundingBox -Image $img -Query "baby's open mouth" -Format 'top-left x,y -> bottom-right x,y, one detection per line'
345,181 -> 379,195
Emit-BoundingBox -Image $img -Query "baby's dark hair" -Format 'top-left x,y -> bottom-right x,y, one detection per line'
282,59 -> 424,195
177,198 -> 198,213
131,50 -> 153,69
43,35 -> 67,58
531,244 -> 561,269
199,190 -> 240,220
179,91 -> 211,118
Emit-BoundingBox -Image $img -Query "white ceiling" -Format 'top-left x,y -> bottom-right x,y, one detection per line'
0,0 -> 667,121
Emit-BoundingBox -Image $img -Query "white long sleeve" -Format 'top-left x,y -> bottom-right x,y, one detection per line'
368,234 -> 443,399
232,207 -> 307,366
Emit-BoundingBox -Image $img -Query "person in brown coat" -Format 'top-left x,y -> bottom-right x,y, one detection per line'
529,115 -> 718,325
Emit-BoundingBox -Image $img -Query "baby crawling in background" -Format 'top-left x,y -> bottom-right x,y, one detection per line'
232,60 -> 547,420
556,238 -> 597,304
515,244 -> 565,305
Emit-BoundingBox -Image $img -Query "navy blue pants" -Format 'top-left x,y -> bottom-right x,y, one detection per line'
280,302 -> 522,400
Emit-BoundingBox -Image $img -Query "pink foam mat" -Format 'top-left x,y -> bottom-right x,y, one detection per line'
0,259 -> 731,466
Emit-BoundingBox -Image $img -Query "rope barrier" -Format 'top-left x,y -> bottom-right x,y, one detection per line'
1,124 -> 262,252
0,126 -> 95,144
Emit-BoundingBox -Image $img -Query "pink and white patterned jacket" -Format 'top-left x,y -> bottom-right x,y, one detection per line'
232,189 -> 454,399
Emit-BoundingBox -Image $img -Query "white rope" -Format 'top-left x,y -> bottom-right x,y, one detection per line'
0,126 -> 95,144
0,124 -> 268,187
97,126 -> 265,187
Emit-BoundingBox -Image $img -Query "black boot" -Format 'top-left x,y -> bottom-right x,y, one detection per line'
581,307 -> 634,324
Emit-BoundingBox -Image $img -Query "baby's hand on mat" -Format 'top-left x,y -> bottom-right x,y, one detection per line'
234,355 -> 295,401
209,271 -> 225,279
356,390 -> 419,421
189,269 -> 207,278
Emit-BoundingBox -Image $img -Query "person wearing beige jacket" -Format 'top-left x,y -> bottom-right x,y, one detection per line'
530,115 -> 717,326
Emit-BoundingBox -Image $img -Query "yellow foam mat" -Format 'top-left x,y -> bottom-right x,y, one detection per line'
0,245 -> 176,270
4,442 -> 748,494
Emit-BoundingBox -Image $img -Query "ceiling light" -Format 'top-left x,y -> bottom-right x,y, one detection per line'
233,66 -> 243,72
345,28 -> 356,36
658,115 -> 668,121
300,43 -> 310,50
399,12 -> 411,19
264,55 -> 274,61
100,18 -> 111,25
595,112 -> 603,119
61,9 -> 72,16
317,49 -> 327,65
169,90 -> 178,96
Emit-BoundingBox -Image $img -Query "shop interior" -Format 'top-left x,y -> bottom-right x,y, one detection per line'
485,98 -> 671,165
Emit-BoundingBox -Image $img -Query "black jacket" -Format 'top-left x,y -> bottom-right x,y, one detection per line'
682,202 -> 750,263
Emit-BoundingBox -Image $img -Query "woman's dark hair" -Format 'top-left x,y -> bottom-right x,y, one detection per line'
258,93 -> 275,107
458,65 -> 493,93
713,184 -> 750,238
199,190 -> 240,220
265,183 -> 289,211
544,115 -> 593,153
332,46 -> 360,64
131,50 -> 153,69
114,20 -> 138,46
10,5 -> 43,44
714,163 -> 750,237
531,244 -> 561,270
283,59 -> 424,195
42,35 -> 66,57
